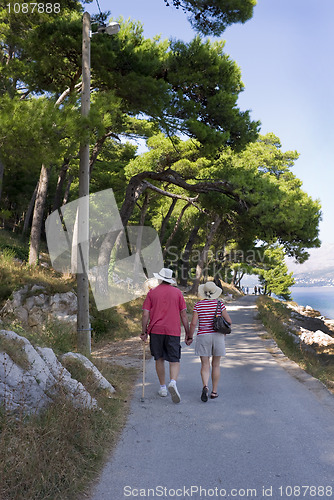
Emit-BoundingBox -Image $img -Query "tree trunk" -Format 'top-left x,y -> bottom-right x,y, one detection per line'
133,193 -> 150,283
189,215 -> 222,294
28,164 -> 51,265
163,203 -> 190,258
179,225 -> 200,286
235,271 -> 244,288
22,183 -> 38,235
119,177 -> 148,227
0,155 -> 5,203
159,198 -> 177,243
89,131 -> 117,176
62,174 -> 73,205
52,160 -> 69,213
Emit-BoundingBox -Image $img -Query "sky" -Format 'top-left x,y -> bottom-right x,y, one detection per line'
83,0 -> 334,273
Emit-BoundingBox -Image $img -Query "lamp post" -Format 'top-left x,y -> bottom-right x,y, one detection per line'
77,12 -> 91,355
77,12 -> 120,355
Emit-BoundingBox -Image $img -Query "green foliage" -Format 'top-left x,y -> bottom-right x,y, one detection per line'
0,0 -> 83,96
25,320 -> 76,354
0,1 -> 321,296
91,307 -> 127,342
255,245 -> 295,300
212,134 -> 321,260
0,95 -> 80,222
164,0 -> 256,36
167,36 -> 260,149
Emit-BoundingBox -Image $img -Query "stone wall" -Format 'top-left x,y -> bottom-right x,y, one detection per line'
0,285 -> 78,330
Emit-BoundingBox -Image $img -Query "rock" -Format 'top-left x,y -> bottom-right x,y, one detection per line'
31,285 -> 45,294
0,286 -> 79,332
11,290 -> 25,309
36,347 -> 98,409
0,351 -> 50,413
34,293 -> 47,307
61,352 -> 115,395
299,328 -> 334,347
0,330 -> 104,415
28,306 -> 44,327
15,306 -> 29,323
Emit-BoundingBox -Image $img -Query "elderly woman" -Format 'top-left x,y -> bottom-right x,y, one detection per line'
186,281 -> 232,402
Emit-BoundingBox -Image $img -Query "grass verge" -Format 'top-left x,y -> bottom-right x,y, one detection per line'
0,360 -> 139,500
256,295 -> 334,392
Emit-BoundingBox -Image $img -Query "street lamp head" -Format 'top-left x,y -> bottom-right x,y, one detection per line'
97,21 -> 120,35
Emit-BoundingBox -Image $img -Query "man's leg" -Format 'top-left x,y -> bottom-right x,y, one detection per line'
166,336 -> 181,403
155,357 -> 166,385
169,361 -> 180,381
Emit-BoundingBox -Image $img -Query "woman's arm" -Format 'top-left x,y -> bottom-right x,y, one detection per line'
222,308 -> 232,324
186,310 -> 198,345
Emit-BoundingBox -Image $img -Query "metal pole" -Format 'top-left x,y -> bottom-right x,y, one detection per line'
77,12 -> 91,355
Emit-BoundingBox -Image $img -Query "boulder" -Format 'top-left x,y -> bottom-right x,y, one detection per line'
61,352 -> 115,395
299,328 -> 334,347
0,330 -> 105,415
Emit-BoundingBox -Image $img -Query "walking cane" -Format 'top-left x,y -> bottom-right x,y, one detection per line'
141,340 -> 146,402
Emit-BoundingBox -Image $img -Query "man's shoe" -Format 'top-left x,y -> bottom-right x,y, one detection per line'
168,381 -> 181,404
158,387 -> 168,397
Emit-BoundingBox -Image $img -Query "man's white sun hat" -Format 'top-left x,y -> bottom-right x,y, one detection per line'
153,267 -> 176,284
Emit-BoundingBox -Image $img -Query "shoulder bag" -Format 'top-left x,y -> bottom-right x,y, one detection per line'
213,300 -> 231,334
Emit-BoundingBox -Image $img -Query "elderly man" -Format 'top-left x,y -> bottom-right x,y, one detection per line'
140,268 -> 190,403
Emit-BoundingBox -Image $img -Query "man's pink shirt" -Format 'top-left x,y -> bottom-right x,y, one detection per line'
142,283 -> 187,336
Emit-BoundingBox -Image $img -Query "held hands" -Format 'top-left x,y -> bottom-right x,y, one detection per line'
185,335 -> 193,346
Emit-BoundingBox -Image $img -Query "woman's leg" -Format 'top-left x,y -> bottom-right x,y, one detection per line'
200,356 -> 210,388
211,356 -> 221,394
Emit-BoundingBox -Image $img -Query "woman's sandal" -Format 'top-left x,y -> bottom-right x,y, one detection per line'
210,391 -> 219,399
201,386 -> 209,402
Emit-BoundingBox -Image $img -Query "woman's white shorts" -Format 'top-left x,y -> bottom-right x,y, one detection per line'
195,332 -> 226,357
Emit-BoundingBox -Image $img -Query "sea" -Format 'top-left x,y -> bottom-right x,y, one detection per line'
290,286 -> 334,320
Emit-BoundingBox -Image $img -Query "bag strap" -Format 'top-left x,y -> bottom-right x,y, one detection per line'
215,300 -> 222,317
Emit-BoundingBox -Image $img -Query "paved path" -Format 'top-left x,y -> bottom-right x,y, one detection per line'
89,295 -> 334,500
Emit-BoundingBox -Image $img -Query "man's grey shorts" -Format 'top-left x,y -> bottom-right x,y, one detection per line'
195,333 -> 226,357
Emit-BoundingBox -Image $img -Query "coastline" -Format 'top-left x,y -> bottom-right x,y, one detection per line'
290,286 -> 334,322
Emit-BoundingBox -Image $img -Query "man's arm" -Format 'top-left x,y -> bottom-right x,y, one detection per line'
180,309 -> 190,344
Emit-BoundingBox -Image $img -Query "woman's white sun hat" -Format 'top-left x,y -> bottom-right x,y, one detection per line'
198,281 -> 222,300
153,267 -> 176,284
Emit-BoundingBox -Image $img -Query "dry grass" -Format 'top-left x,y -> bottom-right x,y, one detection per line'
0,359 -> 139,500
0,253 -> 75,308
0,335 -> 30,370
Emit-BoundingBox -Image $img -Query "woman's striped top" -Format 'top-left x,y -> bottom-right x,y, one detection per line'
194,299 -> 226,335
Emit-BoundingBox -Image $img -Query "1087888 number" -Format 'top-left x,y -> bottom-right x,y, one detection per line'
279,485 -> 333,497
7,3 -> 60,13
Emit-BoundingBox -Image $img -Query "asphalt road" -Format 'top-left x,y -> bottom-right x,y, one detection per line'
89,295 -> 334,500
